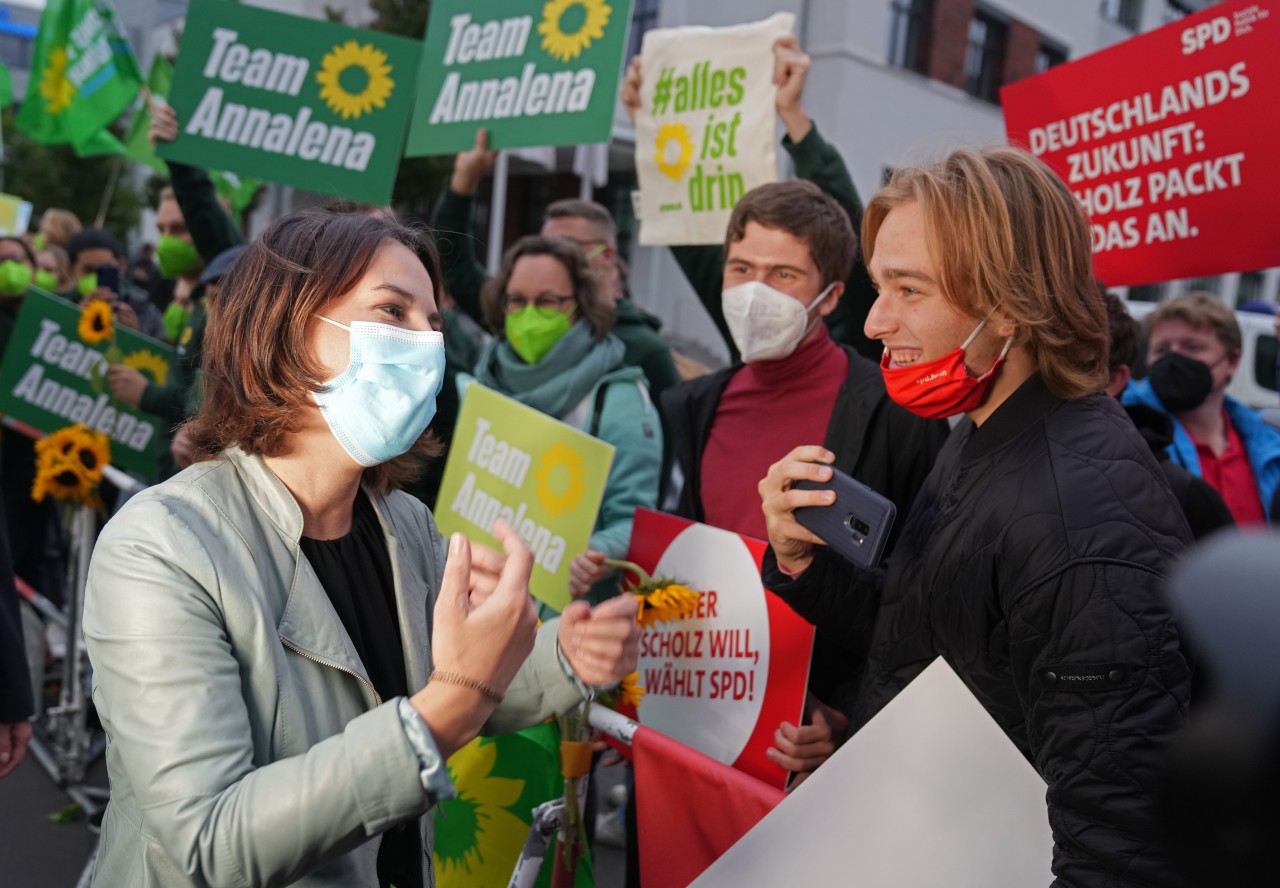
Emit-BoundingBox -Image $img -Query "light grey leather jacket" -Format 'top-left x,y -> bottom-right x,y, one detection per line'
83,447 -> 584,887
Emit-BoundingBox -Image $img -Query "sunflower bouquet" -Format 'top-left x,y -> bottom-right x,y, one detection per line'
32,424 -> 111,510
550,560 -> 703,885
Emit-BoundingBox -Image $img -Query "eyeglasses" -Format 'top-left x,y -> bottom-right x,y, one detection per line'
502,293 -> 575,312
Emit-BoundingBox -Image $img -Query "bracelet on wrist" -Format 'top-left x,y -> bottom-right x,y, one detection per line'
430,670 -> 504,704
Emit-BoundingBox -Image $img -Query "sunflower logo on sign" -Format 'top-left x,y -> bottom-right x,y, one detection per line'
655,122 -> 694,181
122,349 -> 169,387
534,442 -> 587,517
39,47 -> 76,115
316,41 -> 394,120
539,0 -> 612,63
433,738 -> 531,884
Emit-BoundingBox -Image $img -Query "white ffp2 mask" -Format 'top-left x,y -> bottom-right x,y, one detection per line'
722,280 -> 835,362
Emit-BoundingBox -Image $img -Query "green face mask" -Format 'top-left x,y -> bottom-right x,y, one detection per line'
0,260 -> 32,296
34,269 -> 58,291
77,272 -> 99,298
156,234 -> 201,279
505,306 -> 573,365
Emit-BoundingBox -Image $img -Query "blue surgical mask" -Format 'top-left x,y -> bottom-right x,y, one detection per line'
313,316 -> 446,466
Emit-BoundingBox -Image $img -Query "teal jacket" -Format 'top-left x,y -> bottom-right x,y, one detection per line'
671,123 -> 881,361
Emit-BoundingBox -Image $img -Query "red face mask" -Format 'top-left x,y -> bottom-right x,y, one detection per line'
880,321 -> 1012,419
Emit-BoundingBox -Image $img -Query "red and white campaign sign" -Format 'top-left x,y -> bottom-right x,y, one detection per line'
1002,0 -> 1279,286
626,508 -> 814,789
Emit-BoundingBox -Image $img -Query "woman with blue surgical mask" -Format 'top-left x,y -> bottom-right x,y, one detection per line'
81,210 -> 640,888
472,235 -> 663,608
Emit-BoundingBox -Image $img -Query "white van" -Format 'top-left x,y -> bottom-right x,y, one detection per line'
1123,299 -> 1279,413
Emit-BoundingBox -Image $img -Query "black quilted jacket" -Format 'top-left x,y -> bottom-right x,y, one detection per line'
764,374 -> 1194,887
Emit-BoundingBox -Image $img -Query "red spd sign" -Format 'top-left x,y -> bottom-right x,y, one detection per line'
1002,0 -> 1279,286
626,508 -> 814,789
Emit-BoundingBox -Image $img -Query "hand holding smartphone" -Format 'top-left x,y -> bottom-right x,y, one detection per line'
793,467 -> 896,570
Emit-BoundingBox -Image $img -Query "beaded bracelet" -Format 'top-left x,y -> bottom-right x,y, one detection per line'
430,670 -> 504,703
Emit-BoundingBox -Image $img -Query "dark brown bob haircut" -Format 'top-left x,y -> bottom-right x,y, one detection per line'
186,208 -> 443,493
481,235 -> 616,339
725,180 -> 855,287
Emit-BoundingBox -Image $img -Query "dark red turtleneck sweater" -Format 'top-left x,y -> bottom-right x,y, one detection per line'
700,326 -> 848,541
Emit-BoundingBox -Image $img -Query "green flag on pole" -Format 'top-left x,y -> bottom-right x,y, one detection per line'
122,54 -> 171,174
124,56 -> 262,223
17,0 -> 143,155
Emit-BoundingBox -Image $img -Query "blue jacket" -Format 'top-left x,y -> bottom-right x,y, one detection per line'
1123,378 -> 1280,524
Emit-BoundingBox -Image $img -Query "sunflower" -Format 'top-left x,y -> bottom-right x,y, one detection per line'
69,426 -> 111,483
122,348 -> 169,387
316,41 -> 395,120
433,737 -> 532,884
654,122 -> 695,182
636,581 -> 701,628
78,300 -> 114,345
534,441 -> 588,517
539,0 -> 612,63
31,457 -> 94,504
617,672 -> 646,708
35,425 -> 82,469
39,47 -> 76,115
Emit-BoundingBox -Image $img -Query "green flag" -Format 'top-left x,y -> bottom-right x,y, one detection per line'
124,56 -> 262,221
17,0 -> 143,154
209,169 -> 262,221
0,60 -> 12,109
122,54 -> 171,174
434,723 -> 594,887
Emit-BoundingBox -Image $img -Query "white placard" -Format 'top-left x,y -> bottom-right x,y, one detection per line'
692,658 -> 1054,887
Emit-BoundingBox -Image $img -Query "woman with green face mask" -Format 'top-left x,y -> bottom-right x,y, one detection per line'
0,237 -> 36,300
473,235 -> 663,610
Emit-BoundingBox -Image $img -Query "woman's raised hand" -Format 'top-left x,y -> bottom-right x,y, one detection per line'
412,521 -> 539,757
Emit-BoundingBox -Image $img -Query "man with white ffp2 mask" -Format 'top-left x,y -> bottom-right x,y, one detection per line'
659,180 -> 950,788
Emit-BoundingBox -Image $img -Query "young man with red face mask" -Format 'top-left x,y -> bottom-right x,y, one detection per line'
759,147 -> 1194,887
660,179 -> 949,784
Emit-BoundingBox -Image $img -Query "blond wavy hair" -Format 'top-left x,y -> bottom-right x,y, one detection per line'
864,146 -> 1108,399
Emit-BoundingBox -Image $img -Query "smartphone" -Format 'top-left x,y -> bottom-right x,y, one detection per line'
95,264 -> 120,294
793,467 -> 897,571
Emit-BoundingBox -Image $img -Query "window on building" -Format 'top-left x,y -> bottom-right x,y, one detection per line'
1035,40 -> 1068,74
1162,1 -> 1194,24
1101,0 -> 1144,31
1185,275 -> 1221,295
627,0 -> 660,62
1128,283 -> 1166,303
1236,271 -> 1266,307
964,8 -> 1008,103
887,0 -> 932,75
0,32 -> 32,68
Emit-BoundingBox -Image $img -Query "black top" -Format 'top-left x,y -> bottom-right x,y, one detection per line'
300,489 -> 420,888
764,374 -> 1194,887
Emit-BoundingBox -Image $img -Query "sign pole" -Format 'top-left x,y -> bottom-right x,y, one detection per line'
487,151 -> 511,274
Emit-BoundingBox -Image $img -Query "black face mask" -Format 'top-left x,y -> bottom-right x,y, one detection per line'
1148,352 -> 1214,412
